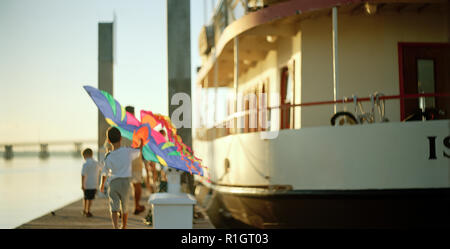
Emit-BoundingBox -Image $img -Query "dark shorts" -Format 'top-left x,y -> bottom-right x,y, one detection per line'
84,189 -> 97,200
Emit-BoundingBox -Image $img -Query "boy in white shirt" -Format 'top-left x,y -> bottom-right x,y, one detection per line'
99,127 -> 144,229
81,148 -> 101,217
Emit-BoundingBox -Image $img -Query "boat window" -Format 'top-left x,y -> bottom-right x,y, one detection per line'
285,71 -> 293,104
224,158 -> 230,173
417,59 -> 436,111
244,97 -> 249,133
260,83 -> 267,132
280,67 -> 291,129
253,88 -> 258,132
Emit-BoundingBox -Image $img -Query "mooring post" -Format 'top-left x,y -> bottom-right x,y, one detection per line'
149,168 -> 196,229
74,142 -> 82,158
167,0 -> 195,196
4,145 -> 13,160
149,0 -> 196,229
98,22 -> 114,162
39,144 -> 49,159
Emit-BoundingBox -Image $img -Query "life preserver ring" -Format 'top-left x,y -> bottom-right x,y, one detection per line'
330,111 -> 358,126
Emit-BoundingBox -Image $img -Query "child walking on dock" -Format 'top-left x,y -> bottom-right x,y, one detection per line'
81,148 -> 101,217
99,127 -> 144,229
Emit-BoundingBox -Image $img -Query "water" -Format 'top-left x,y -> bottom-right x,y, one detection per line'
0,157 -> 83,228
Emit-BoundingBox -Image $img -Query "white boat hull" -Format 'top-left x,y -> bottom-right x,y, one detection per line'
193,120 -> 450,228
195,120 -> 450,190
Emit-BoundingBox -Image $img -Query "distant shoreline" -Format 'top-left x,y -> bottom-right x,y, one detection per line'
0,151 -> 98,158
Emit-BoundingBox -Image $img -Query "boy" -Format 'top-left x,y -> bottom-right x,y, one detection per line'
100,127 -> 144,229
81,148 -> 101,217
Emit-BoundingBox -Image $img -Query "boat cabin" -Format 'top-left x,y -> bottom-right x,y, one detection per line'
195,0 -> 449,138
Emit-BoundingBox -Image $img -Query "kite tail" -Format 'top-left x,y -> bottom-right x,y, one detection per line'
179,151 -> 210,182
180,154 -> 202,176
152,113 -> 196,157
180,155 -> 193,174
141,110 -> 205,175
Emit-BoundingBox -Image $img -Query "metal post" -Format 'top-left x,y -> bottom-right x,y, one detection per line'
74,142 -> 82,158
234,37 -> 239,133
98,22 -> 114,161
167,0 -> 194,194
149,2 -> 197,229
4,145 -> 13,160
214,50 -> 219,128
204,77 -> 209,128
39,144 -> 49,159
332,7 -> 339,114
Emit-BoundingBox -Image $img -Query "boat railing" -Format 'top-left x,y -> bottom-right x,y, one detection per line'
195,92 -> 449,141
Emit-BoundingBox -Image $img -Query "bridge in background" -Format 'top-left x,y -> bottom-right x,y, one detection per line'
0,140 -> 97,160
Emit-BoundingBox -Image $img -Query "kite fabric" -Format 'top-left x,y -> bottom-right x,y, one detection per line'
83,85 -> 204,176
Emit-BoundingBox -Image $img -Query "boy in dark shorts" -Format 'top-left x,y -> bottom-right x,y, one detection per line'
81,148 -> 101,217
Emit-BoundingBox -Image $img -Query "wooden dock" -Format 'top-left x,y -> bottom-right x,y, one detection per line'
17,191 -> 214,229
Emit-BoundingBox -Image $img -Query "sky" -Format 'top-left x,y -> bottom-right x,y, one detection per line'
0,0 -> 221,143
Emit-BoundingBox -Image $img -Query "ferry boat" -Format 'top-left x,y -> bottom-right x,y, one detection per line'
193,0 -> 450,228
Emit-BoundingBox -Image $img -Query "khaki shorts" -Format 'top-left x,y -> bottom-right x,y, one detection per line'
131,170 -> 143,184
108,177 -> 131,213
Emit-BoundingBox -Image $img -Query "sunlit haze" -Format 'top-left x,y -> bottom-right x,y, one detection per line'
0,0 -> 219,143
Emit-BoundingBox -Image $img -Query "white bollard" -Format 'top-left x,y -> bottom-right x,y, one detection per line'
166,168 -> 182,194
149,193 -> 196,229
149,169 -> 196,229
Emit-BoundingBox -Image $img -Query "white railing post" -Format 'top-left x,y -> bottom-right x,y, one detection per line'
332,6 -> 339,114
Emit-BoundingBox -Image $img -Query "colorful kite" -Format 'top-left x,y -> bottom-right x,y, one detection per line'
83,85 -> 204,177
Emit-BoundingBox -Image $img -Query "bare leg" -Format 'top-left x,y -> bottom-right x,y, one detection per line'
111,211 -> 119,229
87,200 -> 93,213
134,183 -> 144,212
121,213 -> 128,229
144,165 -> 152,192
83,199 -> 87,214
134,183 -> 141,207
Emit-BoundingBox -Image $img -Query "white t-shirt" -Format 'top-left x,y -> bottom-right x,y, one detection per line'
121,138 -> 143,173
81,158 -> 101,190
102,147 -> 140,182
